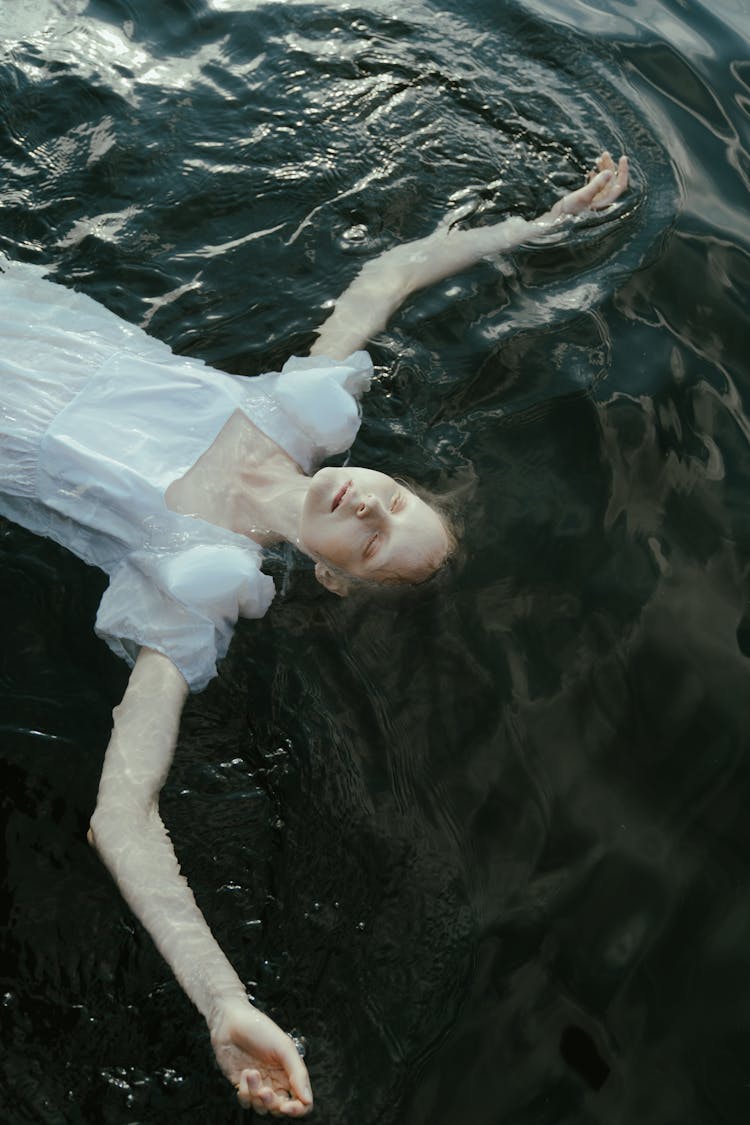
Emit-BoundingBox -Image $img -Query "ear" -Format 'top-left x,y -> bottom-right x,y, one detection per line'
314,561 -> 350,597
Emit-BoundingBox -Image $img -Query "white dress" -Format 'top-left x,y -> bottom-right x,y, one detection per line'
0,257 -> 373,690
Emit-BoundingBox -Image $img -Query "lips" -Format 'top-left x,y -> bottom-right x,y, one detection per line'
331,480 -> 352,511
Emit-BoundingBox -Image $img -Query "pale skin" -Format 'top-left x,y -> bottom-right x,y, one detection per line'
87,150 -> 628,1116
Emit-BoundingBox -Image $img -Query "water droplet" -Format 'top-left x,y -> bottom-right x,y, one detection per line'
290,1033 -> 307,1058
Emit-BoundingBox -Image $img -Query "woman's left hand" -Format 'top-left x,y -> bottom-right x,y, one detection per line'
210,1000 -> 314,1117
549,151 -> 630,219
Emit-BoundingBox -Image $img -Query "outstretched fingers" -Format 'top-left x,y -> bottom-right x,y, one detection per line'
553,168 -> 612,217
548,149 -> 630,221
587,150 -> 615,180
580,168 -> 615,206
588,152 -> 629,209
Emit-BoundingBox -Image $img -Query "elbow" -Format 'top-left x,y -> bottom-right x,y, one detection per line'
362,249 -> 414,301
88,802 -> 116,854
88,792 -> 156,866
88,802 -> 105,854
88,802 -> 114,861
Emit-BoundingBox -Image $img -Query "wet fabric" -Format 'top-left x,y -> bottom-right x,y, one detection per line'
0,258 -> 373,689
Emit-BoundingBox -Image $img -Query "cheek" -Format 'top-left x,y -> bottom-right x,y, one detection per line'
300,511 -> 350,565
300,487 -> 331,550
299,514 -> 325,557
317,528 -> 352,567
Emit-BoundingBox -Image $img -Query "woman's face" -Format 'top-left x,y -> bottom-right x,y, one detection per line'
299,466 -> 449,588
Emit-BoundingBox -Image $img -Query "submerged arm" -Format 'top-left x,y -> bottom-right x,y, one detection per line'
88,647 -> 312,1117
310,152 -> 628,359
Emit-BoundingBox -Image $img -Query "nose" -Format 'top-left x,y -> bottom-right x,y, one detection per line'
355,494 -> 384,519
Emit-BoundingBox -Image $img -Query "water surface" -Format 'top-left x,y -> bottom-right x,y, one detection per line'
1,0 -> 749,1122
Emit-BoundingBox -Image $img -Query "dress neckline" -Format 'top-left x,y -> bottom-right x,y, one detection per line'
164,408 -> 305,546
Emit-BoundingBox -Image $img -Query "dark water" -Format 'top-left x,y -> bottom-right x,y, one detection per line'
1,0 -> 749,1122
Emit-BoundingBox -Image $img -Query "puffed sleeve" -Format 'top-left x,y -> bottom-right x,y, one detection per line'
272,350 -> 373,459
94,543 -> 276,692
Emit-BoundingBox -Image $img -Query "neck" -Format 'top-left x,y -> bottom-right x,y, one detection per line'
237,469 -> 311,550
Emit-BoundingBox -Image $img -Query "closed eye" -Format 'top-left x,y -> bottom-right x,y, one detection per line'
390,492 -> 406,513
363,532 -> 379,559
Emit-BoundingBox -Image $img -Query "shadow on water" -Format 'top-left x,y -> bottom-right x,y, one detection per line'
1,0 -> 749,1122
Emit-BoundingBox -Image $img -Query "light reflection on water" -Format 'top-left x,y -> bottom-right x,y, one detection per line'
1,0 -> 749,1122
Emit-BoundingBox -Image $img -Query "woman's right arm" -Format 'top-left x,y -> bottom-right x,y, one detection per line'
89,646 -> 313,1117
309,151 -> 629,360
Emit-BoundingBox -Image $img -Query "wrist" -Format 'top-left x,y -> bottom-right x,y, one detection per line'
485,214 -> 535,253
207,989 -> 255,1035
535,204 -> 571,228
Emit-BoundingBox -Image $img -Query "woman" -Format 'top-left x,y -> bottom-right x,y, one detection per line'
0,152 -> 628,1116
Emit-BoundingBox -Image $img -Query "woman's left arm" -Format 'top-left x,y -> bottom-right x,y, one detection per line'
310,151 -> 628,360
89,647 -> 313,1117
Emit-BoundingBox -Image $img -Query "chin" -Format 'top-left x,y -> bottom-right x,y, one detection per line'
306,466 -> 345,512
311,465 -> 346,482
300,467 -> 345,553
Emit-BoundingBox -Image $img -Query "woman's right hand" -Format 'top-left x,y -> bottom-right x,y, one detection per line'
548,151 -> 630,219
210,1000 -> 313,1117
